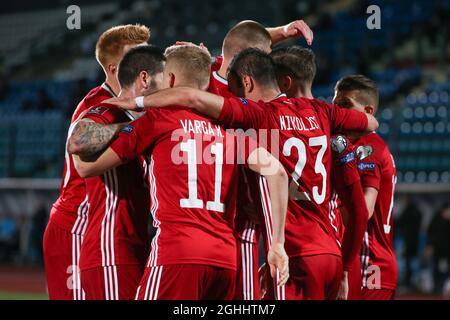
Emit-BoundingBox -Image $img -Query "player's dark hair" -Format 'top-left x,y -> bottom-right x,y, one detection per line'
270,46 -> 316,85
335,74 -> 379,112
118,45 -> 165,89
228,48 -> 278,89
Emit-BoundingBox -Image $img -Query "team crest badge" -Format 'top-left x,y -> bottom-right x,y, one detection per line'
356,145 -> 373,160
330,135 -> 348,154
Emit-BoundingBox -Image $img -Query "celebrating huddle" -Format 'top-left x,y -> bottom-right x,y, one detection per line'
43,20 -> 397,301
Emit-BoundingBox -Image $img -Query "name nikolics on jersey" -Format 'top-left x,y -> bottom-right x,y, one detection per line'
279,115 -> 320,132
180,119 -> 224,137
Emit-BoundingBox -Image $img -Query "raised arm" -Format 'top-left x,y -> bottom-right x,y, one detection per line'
266,19 -> 314,46
247,147 -> 289,286
67,119 -> 128,162
104,87 -> 225,119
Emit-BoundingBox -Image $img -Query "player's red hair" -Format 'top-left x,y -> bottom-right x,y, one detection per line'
95,24 -> 150,69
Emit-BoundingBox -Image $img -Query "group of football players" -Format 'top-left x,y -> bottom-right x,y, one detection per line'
42,18 -> 398,300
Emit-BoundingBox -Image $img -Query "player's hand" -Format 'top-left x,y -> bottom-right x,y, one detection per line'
336,271 -> 349,300
258,263 -> 269,298
267,242 -> 289,286
103,96 -> 137,111
282,20 -> 314,45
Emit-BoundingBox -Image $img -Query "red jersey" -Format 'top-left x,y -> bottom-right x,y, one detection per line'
357,132 -> 397,290
207,64 -> 261,246
51,83 -> 116,234
208,70 -> 233,98
211,55 -> 223,72
78,105 -> 150,271
218,94 -> 369,258
110,106 -> 256,271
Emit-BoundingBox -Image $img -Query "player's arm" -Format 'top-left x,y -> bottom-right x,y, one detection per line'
247,147 -> 289,286
72,148 -> 122,178
104,87 -> 225,119
266,19 -> 314,45
331,135 -> 369,299
325,101 -> 379,133
67,119 -> 128,162
105,88 -> 264,129
363,187 -> 378,219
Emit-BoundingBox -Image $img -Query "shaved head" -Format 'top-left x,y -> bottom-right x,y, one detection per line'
222,20 -> 272,61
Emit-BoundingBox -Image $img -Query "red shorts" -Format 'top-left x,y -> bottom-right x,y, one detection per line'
80,265 -> 144,300
285,254 -> 343,300
136,264 -> 236,300
43,219 -> 84,300
361,288 -> 395,300
235,239 -> 260,300
347,257 -> 362,300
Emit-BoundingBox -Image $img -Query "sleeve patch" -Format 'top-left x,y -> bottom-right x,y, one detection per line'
339,152 -> 356,165
356,145 -> 374,160
239,98 -> 249,105
87,106 -> 108,116
121,124 -> 134,134
358,162 -> 376,171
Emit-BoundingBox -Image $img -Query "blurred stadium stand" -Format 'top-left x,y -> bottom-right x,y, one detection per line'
0,0 -> 449,298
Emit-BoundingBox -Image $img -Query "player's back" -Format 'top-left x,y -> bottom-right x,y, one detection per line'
112,106 -> 247,271
264,95 -> 341,257
357,132 -> 397,289
219,94 -> 369,258
51,83 -> 116,233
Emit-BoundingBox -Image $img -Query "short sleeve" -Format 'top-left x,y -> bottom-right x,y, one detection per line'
82,105 -> 122,124
357,158 -> 382,190
110,111 -> 158,163
218,97 -> 268,130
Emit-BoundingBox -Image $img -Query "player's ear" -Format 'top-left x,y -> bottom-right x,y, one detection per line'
242,75 -> 253,92
108,63 -> 117,76
280,75 -> 292,93
139,71 -> 149,90
364,105 -> 375,115
169,72 -> 176,88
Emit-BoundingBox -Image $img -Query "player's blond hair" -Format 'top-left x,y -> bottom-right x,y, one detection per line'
95,24 -> 150,69
164,44 -> 211,90
222,20 -> 272,60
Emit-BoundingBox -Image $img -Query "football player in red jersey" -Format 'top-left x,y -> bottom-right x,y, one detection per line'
106,48 -> 379,300
269,46 -> 369,300
206,19 -> 313,300
43,24 -> 150,300
209,19 -> 313,99
70,44 -> 290,300
67,46 -> 165,300
179,19 -> 313,300
333,75 -> 398,300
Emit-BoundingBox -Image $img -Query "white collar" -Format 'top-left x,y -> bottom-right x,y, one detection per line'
212,71 -> 228,85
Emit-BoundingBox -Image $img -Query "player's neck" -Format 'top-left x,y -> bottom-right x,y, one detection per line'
217,62 -> 229,80
105,76 -> 120,97
293,86 -> 314,99
252,87 -> 281,102
302,88 -> 314,99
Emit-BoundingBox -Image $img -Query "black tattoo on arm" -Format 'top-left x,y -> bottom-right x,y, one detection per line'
68,119 -> 128,162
